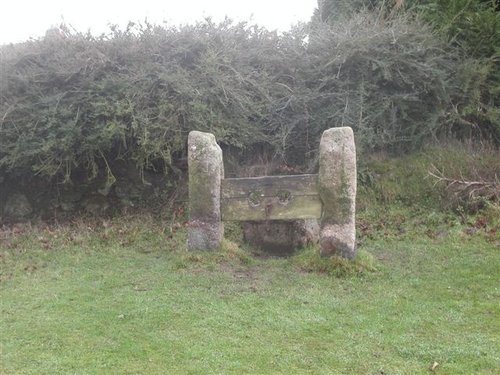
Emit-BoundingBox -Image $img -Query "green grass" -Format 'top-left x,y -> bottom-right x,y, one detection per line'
1,213 -> 499,374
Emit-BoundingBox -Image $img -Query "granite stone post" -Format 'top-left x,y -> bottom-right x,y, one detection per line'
187,131 -> 224,250
318,127 -> 357,259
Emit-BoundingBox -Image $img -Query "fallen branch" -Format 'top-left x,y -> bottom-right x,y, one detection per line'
429,164 -> 499,204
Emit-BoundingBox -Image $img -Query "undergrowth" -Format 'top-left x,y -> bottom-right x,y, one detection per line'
358,142 -> 500,215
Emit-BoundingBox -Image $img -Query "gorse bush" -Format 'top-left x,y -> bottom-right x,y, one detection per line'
0,16 -> 456,185
405,0 -> 500,143
0,21 -> 291,183
303,13 -> 454,156
315,0 -> 499,144
404,0 -> 499,58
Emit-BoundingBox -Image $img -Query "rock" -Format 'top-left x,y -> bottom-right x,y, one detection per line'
319,224 -> 356,258
59,190 -> 83,212
242,219 -> 319,254
82,195 -> 110,215
4,193 -> 33,222
318,127 -> 357,259
115,182 -> 143,207
187,131 -> 224,250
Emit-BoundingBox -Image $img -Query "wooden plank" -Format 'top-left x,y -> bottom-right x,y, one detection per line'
221,195 -> 322,221
221,174 -> 318,199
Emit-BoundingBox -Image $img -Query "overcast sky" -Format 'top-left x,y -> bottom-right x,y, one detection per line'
0,0 -> 318,45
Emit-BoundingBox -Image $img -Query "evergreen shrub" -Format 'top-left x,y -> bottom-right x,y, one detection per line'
0,16 -> 455,186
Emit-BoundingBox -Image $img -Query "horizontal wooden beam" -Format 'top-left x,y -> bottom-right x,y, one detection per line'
221,174 -> 318,199
221,195 -> 322,221
221,174 -> 321,221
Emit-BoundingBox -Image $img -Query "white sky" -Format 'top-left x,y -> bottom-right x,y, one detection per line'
0,0 -> 318,45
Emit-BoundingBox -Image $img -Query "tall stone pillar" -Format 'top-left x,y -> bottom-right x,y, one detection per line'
318,127 -> 357,259
187,131 -> 224,250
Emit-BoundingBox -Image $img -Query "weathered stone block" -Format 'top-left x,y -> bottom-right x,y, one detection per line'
187,131 -> 224,250
242,219 -> 319,254
318,127 -> 357,259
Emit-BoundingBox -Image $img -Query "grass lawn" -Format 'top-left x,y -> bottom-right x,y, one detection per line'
1,214 -> 499,374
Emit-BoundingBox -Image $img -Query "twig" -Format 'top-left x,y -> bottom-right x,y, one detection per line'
429,164 -> 499,202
